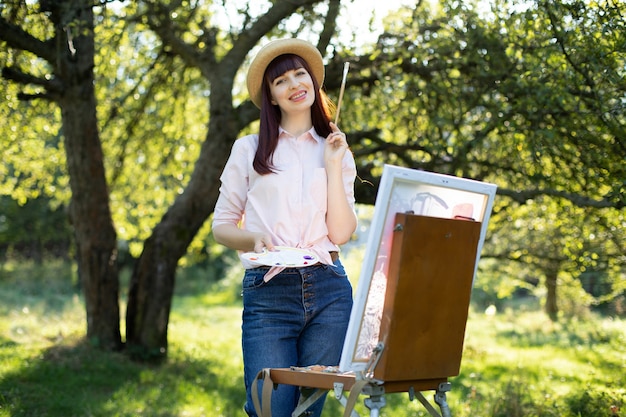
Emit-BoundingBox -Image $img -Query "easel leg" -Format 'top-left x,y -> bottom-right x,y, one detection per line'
411,382 -> 452,417
337,395 -> 362,417
415,392 -> 443,417
434,382 -> 452,417
364,394 -> 386,417
292,388 -> 326,417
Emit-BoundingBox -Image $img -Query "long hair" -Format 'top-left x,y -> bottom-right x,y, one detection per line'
253,54 -> 334,175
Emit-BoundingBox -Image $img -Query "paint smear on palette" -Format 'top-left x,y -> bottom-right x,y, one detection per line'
241,246 -> 319,267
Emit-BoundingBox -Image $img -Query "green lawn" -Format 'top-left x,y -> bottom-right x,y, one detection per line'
0,260 -> 624,416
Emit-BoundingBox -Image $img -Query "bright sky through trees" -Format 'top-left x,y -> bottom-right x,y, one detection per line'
338,0 -> 416,43
208,0 -> 416,45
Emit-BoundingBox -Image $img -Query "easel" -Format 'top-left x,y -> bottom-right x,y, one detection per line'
252,213 -> 482,417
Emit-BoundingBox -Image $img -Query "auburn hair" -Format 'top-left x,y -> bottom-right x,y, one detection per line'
253,54 -> 334,175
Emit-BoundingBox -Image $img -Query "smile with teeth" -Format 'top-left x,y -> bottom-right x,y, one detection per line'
290,91 -> 307,101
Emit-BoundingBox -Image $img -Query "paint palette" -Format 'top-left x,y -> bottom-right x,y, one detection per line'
241,246 -> 319,267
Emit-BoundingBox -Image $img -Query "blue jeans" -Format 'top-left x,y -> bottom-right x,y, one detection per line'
242,259 -> 353,417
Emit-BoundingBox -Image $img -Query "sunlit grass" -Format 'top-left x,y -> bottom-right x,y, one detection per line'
1,259 -> 625,417
455,309 -> 626,416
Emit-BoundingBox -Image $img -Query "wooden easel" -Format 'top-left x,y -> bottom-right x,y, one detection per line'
252,213 -> 482,417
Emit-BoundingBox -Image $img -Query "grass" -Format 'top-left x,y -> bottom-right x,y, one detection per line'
0,258 -> 625,417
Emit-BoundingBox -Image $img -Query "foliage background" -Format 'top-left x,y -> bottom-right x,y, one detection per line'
0,0 -> 625,414
1,0 -> 624,317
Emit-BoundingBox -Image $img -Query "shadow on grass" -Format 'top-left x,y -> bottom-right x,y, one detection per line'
0,259 -> 250,416
0,337 -> 247,417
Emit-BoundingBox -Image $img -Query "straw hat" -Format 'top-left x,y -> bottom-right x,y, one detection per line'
246,38 -> 325,108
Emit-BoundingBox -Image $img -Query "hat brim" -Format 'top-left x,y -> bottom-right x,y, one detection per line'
246,39 -> 325,109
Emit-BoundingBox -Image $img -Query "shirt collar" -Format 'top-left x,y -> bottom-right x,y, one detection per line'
278,126 -> 322,143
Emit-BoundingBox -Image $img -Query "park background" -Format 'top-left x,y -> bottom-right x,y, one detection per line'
0,0 -> 624,416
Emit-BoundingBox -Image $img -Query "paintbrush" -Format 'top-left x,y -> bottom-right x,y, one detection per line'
334,62 -> 350,125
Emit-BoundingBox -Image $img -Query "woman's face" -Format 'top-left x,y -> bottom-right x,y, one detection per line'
268,66 -> 315,114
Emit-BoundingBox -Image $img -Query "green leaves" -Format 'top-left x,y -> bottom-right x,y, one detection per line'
0,0 -> 623,318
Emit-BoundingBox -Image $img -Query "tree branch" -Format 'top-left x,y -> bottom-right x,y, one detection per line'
1,66 -> 63,98
0,16 -> 56,64
221,0 -> 324,79
141,2 -> 215,73
16,92 -> 56,101
318,0 -> 340,53
497,187 -> 624,209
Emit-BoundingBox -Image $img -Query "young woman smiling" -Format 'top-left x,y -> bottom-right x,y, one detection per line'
212,38 -> 357,417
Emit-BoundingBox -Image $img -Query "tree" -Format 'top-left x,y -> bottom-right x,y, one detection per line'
338,0 -> 625,318
1,0 -> 348,359
0,196 -> 72,262
0,0 -> 121,349
1,0 -> 624,362
122,0 -> 348,360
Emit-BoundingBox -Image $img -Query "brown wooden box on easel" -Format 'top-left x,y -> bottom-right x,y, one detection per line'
373,212 -> 481,382
257,212 -> 482,417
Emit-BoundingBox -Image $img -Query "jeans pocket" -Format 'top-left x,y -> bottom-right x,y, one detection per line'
325,260 -> 349,279
242,268 -> 267,291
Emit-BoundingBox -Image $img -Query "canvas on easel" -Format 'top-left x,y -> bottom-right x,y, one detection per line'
340,165 -> 497,374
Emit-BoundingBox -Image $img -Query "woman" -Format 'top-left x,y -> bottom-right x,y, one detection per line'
212,38 -> 357,417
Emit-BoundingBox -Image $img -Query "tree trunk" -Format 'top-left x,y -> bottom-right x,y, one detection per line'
123,0 -> 324,361
55,1 -> 122,350
544,266 -> 559,321
125,102 -> 235,361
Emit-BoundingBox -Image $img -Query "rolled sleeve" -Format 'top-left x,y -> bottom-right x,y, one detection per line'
342,150 -> 357,209
212,137 -> 255,228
